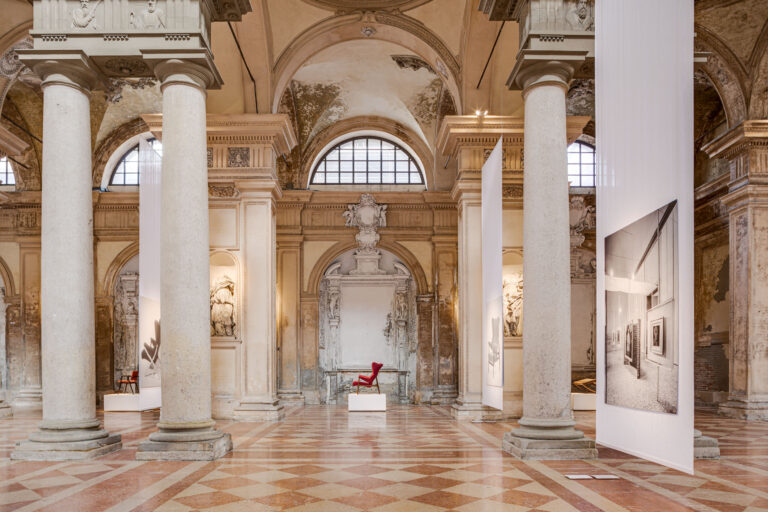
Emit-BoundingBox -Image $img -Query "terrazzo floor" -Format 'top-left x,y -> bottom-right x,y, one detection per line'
1,405 -> 767,511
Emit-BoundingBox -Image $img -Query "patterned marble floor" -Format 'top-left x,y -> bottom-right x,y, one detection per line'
0,405 -> 767,512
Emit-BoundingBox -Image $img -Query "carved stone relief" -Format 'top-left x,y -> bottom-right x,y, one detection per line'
227,147 -> 250,167
503,273 -> 523,337
130,0 -> 166,29
569,195 -> 596,248
113,271 -> 139,387
210,276 -> 235,337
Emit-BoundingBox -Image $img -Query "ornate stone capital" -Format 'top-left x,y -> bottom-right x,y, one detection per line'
701,121 -> 768,193
16,52 -> 102,92
152,58 -> 219,91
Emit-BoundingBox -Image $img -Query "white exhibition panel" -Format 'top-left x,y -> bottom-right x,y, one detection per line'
482,138 -> 504,410
596,0 -> 694,473
138,138 -> 162,393
348,393 -> 387,412
339,282 -> 396,368
104,387 -> 161,412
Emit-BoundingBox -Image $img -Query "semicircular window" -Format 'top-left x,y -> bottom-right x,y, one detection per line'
310,136 -> 424,185
567,141 -> 595,187
109,137 -> 162,186
0,156 -> 16,187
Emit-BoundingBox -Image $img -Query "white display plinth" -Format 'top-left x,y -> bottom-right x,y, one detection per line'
348,393 -> 386,412
571,393 -> 596,411
104,387 -> 161,412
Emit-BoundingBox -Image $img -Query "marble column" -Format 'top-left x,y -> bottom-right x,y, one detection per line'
502,63 -> 596,459
703,121 -> 768,421
136,60 -> 231,460
0,288 -> 10,417
12,63 -> 121,459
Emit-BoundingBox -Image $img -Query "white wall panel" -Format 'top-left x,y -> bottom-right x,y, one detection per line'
596,0 -> 694,473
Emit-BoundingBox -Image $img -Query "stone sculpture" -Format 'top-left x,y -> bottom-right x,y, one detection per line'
71,0 -> 101,30
210,276 -> 235,337
566,0 -> 594,31
503,274 -> 523,337
130,0 -> 166,29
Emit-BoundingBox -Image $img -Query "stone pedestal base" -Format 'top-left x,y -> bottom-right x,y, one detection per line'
503,427 -> 597,460
137,429 -> 232,461
451,399 -> 507,421
12,430 -> 121,461
233,399 -> 285,422
277,392 -> 305,404
0,403 -> 11,418
694,430 -> 720,459
430,387 -> 458,405
13,389 -> 42,410
719,398 -> 768,420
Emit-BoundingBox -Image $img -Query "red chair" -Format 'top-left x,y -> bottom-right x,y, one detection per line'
353,362 -> 383,394
117,370 -> 139,394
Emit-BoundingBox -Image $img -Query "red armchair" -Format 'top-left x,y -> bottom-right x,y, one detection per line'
117,370 -> 139,394
353,362 -> 383,394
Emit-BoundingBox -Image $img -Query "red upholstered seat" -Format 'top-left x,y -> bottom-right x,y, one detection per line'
116,370 -> 139,394
353,362 -> 383,394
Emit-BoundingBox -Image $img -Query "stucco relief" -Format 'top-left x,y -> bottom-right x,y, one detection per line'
113,272 -> 139,386
503,274 -> 523,337
210,276 -> 235,337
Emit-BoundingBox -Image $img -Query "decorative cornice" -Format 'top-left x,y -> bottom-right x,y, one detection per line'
436,115 -> 589,157
142,113 -> 298,156
701,120 -> 768,160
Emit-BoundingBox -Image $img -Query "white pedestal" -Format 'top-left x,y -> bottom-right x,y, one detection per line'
571,392 -> 596,411
104,387 -> 162,412
348,393 -> 387,412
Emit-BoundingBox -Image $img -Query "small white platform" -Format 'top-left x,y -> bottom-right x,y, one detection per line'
571,392 -> 596,411
348,393 -> 386,412
104,387 -> 161,412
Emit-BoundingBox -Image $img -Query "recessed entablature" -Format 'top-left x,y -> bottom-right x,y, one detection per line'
19,0 -> 252,87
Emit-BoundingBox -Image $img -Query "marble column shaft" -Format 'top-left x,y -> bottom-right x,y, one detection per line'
136,61 -> 231,460
12,67 -> 121,460
503,66 -> 595,459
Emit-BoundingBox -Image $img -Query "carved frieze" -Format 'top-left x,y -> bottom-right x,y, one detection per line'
210,276 -> 235,337
227,147 -> 250,168
208,184 -> 239,198
569,195 -> 595,248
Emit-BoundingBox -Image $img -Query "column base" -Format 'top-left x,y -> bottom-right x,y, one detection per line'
233,399 -> 285,422
430,387 -> 458,405
502,420 -> 596,460
694,429 -> 720,459
718,398 -> 768,420
136,428 -> 232,461
277,392 -> 305,404
12,388 -> 42,410
0,403 -> 11,418
451,399 -> 508,421
12,424 -> 122,461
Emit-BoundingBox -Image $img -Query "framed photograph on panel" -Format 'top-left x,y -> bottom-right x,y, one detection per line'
650,317 -> 664,356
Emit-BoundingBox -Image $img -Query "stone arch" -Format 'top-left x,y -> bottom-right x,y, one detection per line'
748,20 -> 768,119
271,13 -> 462,115
302,116 -> 435,190
92,118 -> 149,188
695,25 -> 748,129
307,238 -> 430,297
0,254 -> 16,298
102,242 -> 139,297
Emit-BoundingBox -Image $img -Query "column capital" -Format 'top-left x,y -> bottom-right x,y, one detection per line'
16,51 -> 101,92
702,120 -> 768,195
151,58 -> 220,92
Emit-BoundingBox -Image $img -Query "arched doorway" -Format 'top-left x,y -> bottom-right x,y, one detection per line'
318,247 -> 417,404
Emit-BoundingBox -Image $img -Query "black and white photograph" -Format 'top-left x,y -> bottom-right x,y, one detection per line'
605,200 -> 679,414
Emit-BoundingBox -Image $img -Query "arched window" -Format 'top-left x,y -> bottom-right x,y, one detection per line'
0,156 -> 16,187
567,141 -> 595,187
310,136 -> 424,185
109,137 -> 162,187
